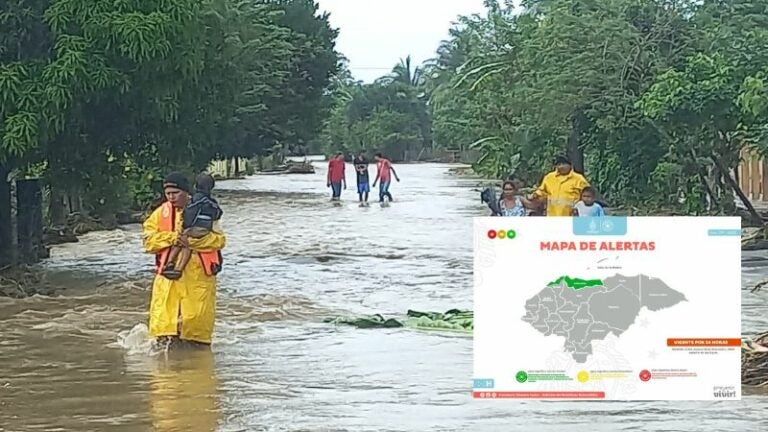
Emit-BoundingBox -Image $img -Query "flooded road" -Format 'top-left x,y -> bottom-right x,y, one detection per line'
1,161 -> 768,431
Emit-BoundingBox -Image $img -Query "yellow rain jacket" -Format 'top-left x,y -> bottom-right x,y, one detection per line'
142,202 -> 226,344
533,169 -> 590,216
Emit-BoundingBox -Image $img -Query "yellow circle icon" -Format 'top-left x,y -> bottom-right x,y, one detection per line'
577,371 -> 589,383
497,230 -> 506,239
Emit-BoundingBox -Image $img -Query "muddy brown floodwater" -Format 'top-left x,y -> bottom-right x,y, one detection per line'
1,161 -> 768,431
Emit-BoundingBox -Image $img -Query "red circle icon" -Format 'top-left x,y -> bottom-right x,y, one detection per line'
639,369 -> 651,382
487,230 -> 497,239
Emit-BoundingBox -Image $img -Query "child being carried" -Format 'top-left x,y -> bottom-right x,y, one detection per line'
161,172 -> 223,280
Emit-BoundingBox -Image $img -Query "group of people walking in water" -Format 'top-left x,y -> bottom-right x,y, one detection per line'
485,155 -> 605,217
326,150 -> 400,206
138,153 -> 603,352
323,152 -> 605,219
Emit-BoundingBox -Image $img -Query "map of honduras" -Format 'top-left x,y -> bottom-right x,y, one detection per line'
521,274 -> 686,363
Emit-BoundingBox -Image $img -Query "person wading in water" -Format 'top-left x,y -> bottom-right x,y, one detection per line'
372,152 -> 400,204
142,172 -> 226,350
353,150 -> 371,206
327,152 -> 346,201
529,156 -> 590,216
495,180 -> 534,216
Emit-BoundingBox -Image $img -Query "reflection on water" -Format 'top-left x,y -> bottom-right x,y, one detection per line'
147,349 -> 219,432
0,162 -> 767,431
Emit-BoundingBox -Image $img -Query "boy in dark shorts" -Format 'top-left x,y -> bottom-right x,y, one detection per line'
354,150 -> 370,205
161,172 -> 223,280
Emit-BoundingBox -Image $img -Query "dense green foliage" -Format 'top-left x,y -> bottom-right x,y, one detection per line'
317,56 -> 432,160
1,0 -> 340,219
321,0 -> 768,214
6,0 -> 768,218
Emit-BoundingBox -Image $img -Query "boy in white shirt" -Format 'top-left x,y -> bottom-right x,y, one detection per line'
572,187 -> 605,217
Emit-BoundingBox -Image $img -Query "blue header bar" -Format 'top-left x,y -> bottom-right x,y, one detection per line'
573,216 -> 628,236
473,378 -> 495,388
707,229 -> 741,237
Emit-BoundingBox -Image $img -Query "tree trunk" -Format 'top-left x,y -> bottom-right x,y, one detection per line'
233,157 -> 240,177
689,149 -> 717,211
417,108 -> 433,150
567,129 -> 585,173
698,171 -> 716,211
48,184 -> 67,226
0,164 -> 13,268
16,179 -> 47,264
67,188 -> 82,213
711,154 -> 762,225
568,110 -> 586,173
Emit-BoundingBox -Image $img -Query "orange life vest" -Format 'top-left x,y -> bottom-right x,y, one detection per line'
154,201 -> 222,276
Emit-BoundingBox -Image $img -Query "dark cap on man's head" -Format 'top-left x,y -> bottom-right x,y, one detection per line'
554,156 -> 571,166
163,171 -> 191,193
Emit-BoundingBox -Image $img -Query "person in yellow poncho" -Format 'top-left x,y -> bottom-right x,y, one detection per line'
142,172 -> 226,347
529,156 -> 590,216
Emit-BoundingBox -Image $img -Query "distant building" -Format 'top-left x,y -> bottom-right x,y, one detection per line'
738,146 -> 768,202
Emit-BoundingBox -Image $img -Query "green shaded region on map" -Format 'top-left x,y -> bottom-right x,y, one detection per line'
547,276 -> 604,290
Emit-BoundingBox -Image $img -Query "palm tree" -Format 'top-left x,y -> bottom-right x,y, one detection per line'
373,56 -> 433,152
376,55 -> 424,88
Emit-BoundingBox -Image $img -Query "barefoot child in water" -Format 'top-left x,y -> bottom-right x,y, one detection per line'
572,186 -> 605,216
161,172 -> 223,280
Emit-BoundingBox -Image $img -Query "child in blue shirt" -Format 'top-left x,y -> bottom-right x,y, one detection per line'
573,186 -> 605,217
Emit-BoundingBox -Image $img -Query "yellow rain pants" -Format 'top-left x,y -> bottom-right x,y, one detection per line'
533,169 -> 590,216
142,205 -> 226,344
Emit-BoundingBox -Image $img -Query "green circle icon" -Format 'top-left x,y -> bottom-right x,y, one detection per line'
506,229 -> 516,239
515,370 -> 528,383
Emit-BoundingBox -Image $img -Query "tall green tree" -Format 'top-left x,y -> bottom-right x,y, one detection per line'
0,0 -> 341,232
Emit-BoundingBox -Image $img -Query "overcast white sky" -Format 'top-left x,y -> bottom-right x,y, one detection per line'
317,0 -> 488,83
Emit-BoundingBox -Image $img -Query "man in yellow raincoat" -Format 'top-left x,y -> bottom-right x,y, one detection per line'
142,172 -> 226,346
530,156 -> 590,216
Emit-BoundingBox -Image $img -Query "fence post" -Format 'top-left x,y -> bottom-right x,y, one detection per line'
16,178 -> 47,264
0,168 -> 12,268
